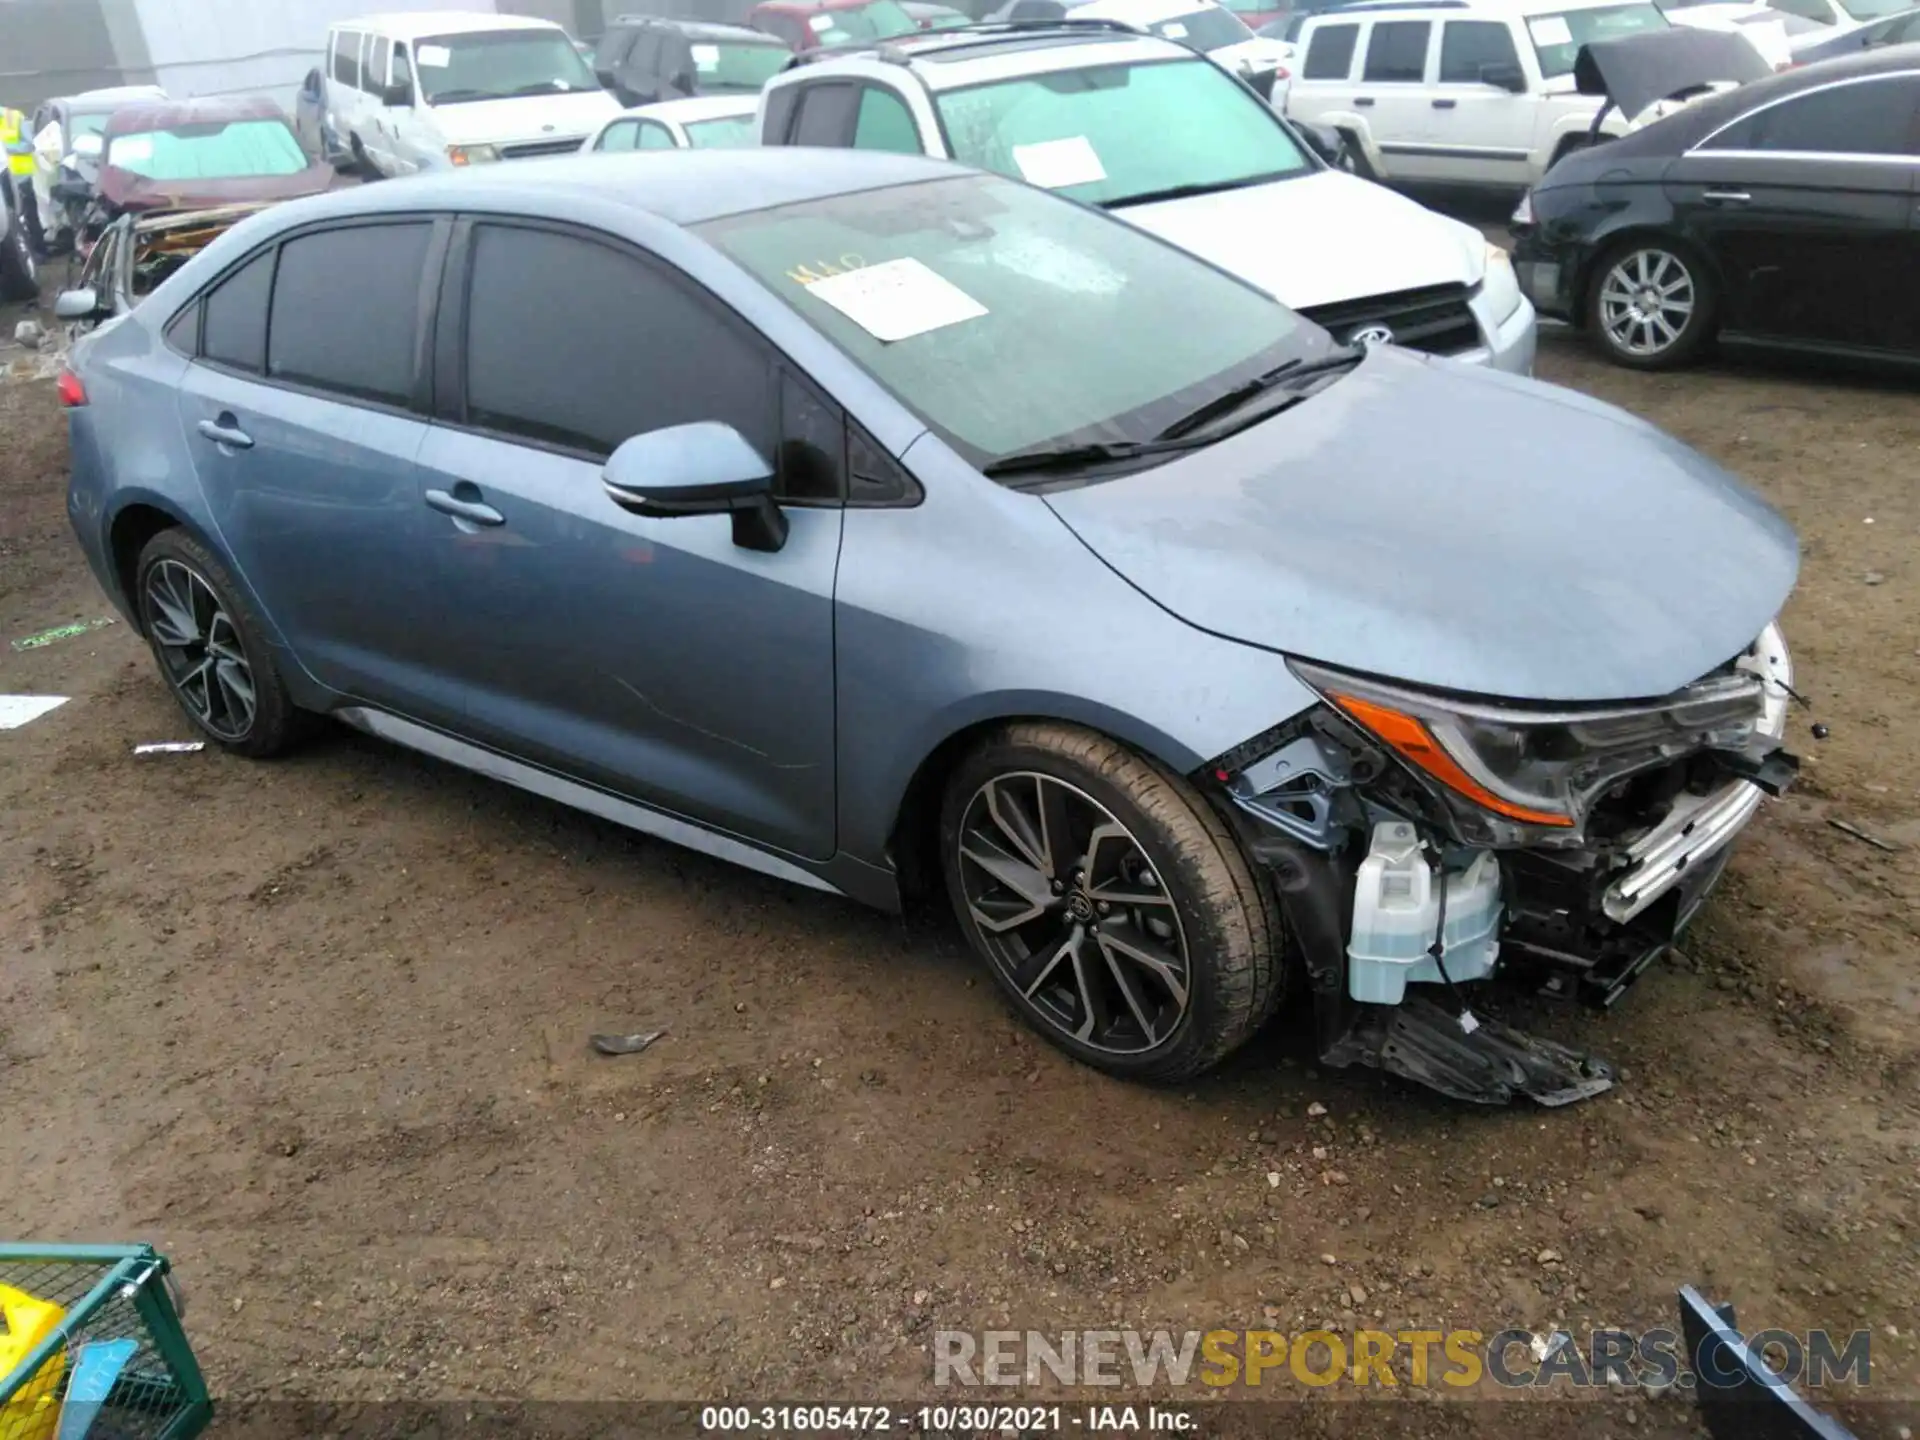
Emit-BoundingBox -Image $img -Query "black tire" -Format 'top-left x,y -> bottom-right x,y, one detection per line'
134,529 -> 308,758
1339,129 -> 1380,181
939,721 -> 1286,1083
19,183 -> 45,259
0,194 -> 38,302
349,135 -> 381,181
1585,236 -> 1716,371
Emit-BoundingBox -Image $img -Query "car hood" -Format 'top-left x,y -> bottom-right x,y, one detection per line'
1041,348 -> 1797,702
426,89 -> 623,146
1116,171 -> 1485,312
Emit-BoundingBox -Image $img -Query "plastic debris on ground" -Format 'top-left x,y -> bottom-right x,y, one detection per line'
132,741 -> 206,756
11,618 -> 116,652
0,696 -> 69,730
591,1028 -> 669,1057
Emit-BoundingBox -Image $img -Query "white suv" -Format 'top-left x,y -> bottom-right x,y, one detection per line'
757,24 -> 1536,373
1285,0 -> 1679,188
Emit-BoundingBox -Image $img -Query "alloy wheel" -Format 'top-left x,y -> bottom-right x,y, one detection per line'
142,559 -> 256,741
955,772 -> 1192,1055
1598,248 -> 1695,358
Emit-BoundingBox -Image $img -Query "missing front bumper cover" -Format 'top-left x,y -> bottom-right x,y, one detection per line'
1328,995 -> 1615,1107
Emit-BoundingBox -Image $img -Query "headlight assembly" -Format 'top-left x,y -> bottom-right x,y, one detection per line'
447,143 -> 502,166
1291,631 -> 1785,843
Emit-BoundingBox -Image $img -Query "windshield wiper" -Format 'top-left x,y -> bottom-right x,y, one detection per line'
1153,346 -> 1365,442
1105,170 -> 1303,210
509,80 -> 571,95
981,437 -> 1207,480
425,88 -> 508,104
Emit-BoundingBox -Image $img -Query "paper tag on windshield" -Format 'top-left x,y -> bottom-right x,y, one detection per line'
1160,20 -> 1188,38
805,257 -> 986,343
109,135 -> 152,164
1011,135 -> 1107,190
691,42 -> 720,64
1526,16 -> 1572,46
416,43 -> 452,67
809,13 -> 835,30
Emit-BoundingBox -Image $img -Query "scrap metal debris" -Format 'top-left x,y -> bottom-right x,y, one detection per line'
1827,818 -> 1900,853
12,617 -> 116,651
134,741 -> 206,756
590,1028 -> 668,1057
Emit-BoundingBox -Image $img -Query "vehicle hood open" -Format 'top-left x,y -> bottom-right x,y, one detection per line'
1116,171 -> 1486,312
1041,348 -> 1798,703
1575,24 -> 1774,119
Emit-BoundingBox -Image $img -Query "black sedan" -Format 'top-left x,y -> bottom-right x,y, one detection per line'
1510,48 -> 1920,370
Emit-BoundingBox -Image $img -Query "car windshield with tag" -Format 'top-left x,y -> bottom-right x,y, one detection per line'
415,30 -> 600,103
693,41 -> 794,89
106,120 -> 309,179
1525,3 -> 1668,78
932,57 -> 1310,210
699,172 -> 1325,474
1151,7 -> 1258,51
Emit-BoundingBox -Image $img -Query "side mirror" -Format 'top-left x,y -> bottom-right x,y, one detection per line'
72,133 -> 104,159
1480,61 -> 1527,93
55,288 -> 102,321
603,422 -> 787,552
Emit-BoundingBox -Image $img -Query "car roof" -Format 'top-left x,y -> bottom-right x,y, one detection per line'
265,147 -> 963,228
104,95 -> 292,136
756,0 -> 899,13
337,10 -> 567,40
612,14 -> 785,39
785,21 -> 1189,83
621,94 -> 764,121
61,85 -> 170,112
1071,0 -> 1216,22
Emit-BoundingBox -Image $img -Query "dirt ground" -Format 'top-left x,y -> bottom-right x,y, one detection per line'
3,242 -> 1918,1440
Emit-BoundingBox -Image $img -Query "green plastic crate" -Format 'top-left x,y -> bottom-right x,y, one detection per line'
0,1245 -> 210,1440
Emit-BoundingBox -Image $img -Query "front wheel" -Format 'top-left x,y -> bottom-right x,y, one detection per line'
940,722 -> 1286,1083
1587,239 -> 1716,370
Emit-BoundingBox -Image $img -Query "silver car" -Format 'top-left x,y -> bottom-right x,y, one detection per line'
60,149 -> 1798,1105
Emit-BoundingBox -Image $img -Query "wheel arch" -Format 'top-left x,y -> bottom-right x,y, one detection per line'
1575,221 -> 1720,328
880,698 -> 1210,904
103,495 -> 287,649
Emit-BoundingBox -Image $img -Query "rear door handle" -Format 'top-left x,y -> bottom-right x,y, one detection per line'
1354,96 -> 1375,107
425,488 -> 505,527
1703,189 -> 1751,204
1431,97 -> 1456,108
196,417 -> 253,450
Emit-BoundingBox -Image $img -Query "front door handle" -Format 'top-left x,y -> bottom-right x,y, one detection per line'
1703,189 -> 1751,204
1431,97 -> 1457,108
1354,96 -> 1375,107
425,488 -> 505,527
196,416 -> 253,450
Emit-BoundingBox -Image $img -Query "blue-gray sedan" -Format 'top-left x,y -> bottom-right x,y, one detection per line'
61,149 -> 1800,1103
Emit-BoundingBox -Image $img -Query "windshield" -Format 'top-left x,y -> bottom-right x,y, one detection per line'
807,0 -> 920,43
699,173 -> 1318,471
416,29 -> 601,103
1527,3 -> 1670,75
1841,0 -> 1915,18
685,113 -> 759,145
1144,6 -> 1257,49
70,113 -> 113,140
933,58 -> 1309,210
692,40 -> 794,88
106,120 -> 308,180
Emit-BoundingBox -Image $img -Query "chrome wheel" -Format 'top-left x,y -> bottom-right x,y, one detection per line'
955,772 -> 1191,1056
142,559 -> 256,741
1598,247 -> 1695,358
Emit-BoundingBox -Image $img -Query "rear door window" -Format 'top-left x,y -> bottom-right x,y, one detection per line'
267,223 -> 435,406
1301,23 -> 1358,79
637,120 -> 679,148
332,31 -> 363,87
201,250 -> 275,374
597,119 -> 643,150
1362,20 -> 1431,82
1702,74 -> 1920,155
852,86 -> 921,152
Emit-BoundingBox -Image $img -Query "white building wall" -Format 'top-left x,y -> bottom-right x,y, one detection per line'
130,0 -> 499,110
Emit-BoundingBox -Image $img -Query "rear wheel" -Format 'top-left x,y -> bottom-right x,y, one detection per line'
1586,238 -> 1715,370
134,529 -> 307,758
940,722 -> 1285,1083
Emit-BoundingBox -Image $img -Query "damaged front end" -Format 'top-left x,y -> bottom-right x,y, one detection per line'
1208,624 -> 1798,1106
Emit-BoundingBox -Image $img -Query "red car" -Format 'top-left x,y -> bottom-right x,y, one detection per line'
97,97 -> 332,217
749,0 -> 921,50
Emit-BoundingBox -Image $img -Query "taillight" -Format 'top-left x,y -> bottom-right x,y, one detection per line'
56,369 -> 87,408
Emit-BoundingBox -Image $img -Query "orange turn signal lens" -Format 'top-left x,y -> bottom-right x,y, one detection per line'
1328,692 -> 1574,828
